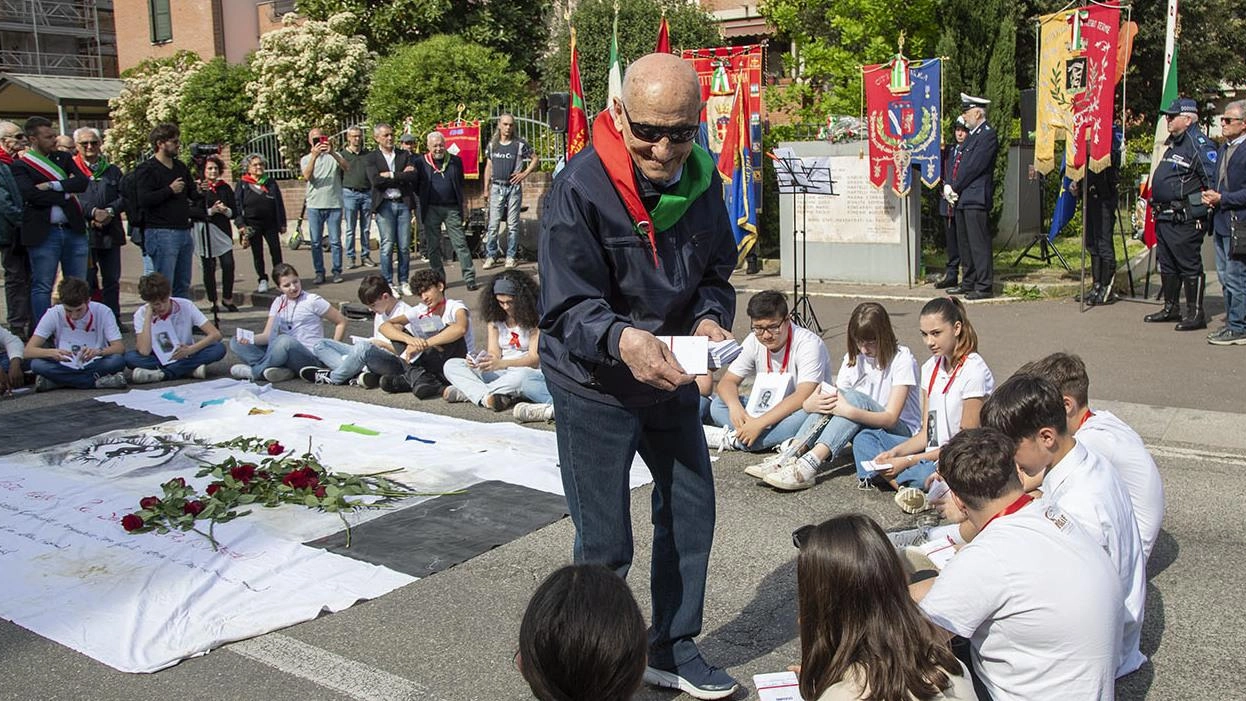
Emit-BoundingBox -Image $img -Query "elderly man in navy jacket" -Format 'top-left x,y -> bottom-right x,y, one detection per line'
1204,99 -> 1246,345
538,53 -> 739,699
944,93 -> 1000,300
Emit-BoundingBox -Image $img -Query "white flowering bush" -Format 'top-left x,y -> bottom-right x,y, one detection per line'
246,12 -> 375,171
105,51 -> 204,169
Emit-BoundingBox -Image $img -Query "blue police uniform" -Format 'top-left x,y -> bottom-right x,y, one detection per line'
947,99 -> 1000,299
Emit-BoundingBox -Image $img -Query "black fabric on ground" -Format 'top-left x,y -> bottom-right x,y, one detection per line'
308,480 -> 569,578
0,399 -> 166,455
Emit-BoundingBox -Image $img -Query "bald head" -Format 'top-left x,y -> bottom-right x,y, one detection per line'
613,53 -> 704,183
621,53 -> 702,117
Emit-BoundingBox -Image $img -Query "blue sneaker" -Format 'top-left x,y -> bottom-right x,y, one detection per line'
643,655 -> 738,700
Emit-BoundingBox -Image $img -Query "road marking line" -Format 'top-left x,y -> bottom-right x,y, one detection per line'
227,632 -> 434,701
734,287 -> 1022,304
1149,444 -> 1246,467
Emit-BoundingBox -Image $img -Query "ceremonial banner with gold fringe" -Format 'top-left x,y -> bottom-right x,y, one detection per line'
863,55 -> 942,195
716,75 -> 758,264
434,120 -> 481,180
1035,5 -> 1120,180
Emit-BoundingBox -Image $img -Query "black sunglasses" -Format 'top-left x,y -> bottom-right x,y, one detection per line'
792,524 -> 814,549
620,102 -> 700,144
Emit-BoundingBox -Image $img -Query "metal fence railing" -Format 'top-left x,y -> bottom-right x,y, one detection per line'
239,113 -> 368,179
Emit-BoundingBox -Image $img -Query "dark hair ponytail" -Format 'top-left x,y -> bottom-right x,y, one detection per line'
919,296 -> 978,363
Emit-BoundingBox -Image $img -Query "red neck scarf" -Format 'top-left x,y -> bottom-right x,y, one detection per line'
241,173 -> 268,193
0,149 -> 13,165
591,109 -> 658,266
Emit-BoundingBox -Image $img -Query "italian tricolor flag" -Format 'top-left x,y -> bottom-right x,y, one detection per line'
1141,0 -> 1179,249
567,27 -> 589,160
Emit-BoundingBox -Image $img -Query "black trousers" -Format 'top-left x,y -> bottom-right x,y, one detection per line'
1155,219 -> 1203,277
2,241 -> 30,336
944,215 -> 960,276
247,227 -> 283,282
1084,194 -> 1116,274
201,250 -> 235,303
88,245 -> 122,322
954,208 -> 992,293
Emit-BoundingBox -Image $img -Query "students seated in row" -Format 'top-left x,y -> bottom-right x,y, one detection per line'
370,269 -> 472,398
854,297 -> 993,513
761,303 -> 923,492
125,272 -> 226,384
793,514 -> 975,701
300,274 -> 410,387
442,270 -> 554,422
709,290 -> 826,453
0,324 -> 27,394
982,374 -> 1146,677
230,263 -> 347,382
25,277 -> 127,391
912,427 -> 1124,701
1017,352 -> 1165,560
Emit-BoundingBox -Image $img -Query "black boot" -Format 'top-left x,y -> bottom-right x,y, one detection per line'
934,271 -> 958,289
1144,274 -> 1181,322
1098,259 -> 1118,304
1175,274 -> 1207,331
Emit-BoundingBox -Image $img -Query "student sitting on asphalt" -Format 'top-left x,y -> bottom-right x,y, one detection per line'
125,272 -> 226,384
300,274 -> 413,388
372,268 -> 472,399
0,323 -> 28,395
229,263 -> 347,383
25,276 -> 126,391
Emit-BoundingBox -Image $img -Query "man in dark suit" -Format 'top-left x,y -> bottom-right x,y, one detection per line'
945,93 -> 1000,300
11,116 -> 89,324
1204,99 -> 1246,345
416,131 -> 477,291
364,123 -> 419,295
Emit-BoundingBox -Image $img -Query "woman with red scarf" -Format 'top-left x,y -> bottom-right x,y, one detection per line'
196,156 -> 238,313
233,153 -> 286,293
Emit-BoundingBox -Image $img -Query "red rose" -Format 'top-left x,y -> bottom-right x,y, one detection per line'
121,513 -> 145,532
267,442 -> 285,456
257,471 -> 271,481
282,468 -> 308,489
314,486 -> 326,499
230,463 -> 256,483
139,496 -> 161,510
183,500 -> 205,516
167,477 -> 186,489
206,483 -> 222,497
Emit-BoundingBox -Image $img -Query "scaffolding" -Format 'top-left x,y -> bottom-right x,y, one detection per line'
0,0 -> 117,77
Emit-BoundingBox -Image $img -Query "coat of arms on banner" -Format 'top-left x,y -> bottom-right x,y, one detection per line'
864,54 -> 942,195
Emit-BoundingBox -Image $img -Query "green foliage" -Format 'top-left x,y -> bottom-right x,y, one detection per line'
297,0 -> 551,80
541,0 -> 721,114
105,51 -> 204,169
365,35 -> 531,139
177,57 -> 255,151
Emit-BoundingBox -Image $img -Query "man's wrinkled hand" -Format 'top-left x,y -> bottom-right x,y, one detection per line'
693,317 -> 731,342
619,327 -> 693,391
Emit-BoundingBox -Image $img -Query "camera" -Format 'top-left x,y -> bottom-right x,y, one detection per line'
189,143 -> 222,172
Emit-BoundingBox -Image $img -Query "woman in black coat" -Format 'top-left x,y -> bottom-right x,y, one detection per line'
195,155 -> 238,312
234,153 -> 286,293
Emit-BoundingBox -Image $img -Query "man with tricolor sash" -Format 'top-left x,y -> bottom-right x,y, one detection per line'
10,116 -> 89,325
538,53 -> 739,700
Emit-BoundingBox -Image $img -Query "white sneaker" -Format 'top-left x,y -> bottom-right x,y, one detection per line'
743,453 -> 786,479
129,367 -> 166,385
402,282 -> 414,297
257,279 -> 269,293
262,367 -> 295,383
34,375 -> 59,392
513,402 -> 555,422
94,372 -> 127,390
192,364 -> 208,379
482,256 -> 498,270
702,425 -> 739,452
504,257 -> 516,269
895,486 -> 930,514
763,456 -> 818,491
442,385 -> 469,403
230,363 -> 254,381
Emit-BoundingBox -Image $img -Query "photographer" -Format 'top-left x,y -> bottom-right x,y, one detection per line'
234,153 -> 287,294
300,127 -> 348,285
195,154 -> 238,313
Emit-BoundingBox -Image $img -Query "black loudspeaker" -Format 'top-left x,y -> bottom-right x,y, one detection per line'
547,92 -> 569,134
1020,89 -> 1036,146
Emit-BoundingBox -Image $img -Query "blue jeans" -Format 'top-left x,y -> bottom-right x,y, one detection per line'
123,342 -> 226,380
342,189 -> 372,262
707,394 -> 811,452
442,359 -> 550,405
1215,233 -> 1246,333
145,227 -> 196,299
31,353 -> 125,389
374,200 -> 412,286
29,225 -> 88,324
229,334 -> 321,380
485,182 -> 522,259
306,207 -> 343,276
313,339 -> 394,384
549,382 -> 714,668
794,388 -> 912,459
850,428 -> 937,489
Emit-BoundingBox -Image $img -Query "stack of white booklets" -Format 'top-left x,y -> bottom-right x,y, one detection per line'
708,338 -> 742,369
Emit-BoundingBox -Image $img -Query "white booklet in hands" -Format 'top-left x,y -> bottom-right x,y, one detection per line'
754,671 -> 804,701
235,328 -> 255,344
59,347 -> 100,370
660,335 -> 709,375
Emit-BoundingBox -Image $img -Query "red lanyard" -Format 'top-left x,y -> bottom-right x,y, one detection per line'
156,300 -> 179,322
420,300 -> 445,318
765,332 -> 792,374
980,493 -> 1033,532
66,309 -> 93,332
1077,409 -> 1095,429
926,355 -> 967,396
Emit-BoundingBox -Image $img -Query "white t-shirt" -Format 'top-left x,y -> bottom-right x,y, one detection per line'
408,297 -> 474,353
268,292 -> 332,351
728,322 -> 828,387
133,297 -> 207,347
920,499 -> 1123,701
920,352 -> 993,448
1078,410 -> 1165,561
1043,440 -> 1147,677
834,345 -> 922,434
373,299 -> 415,339
493,321 -> 532,360
34,302 -> 122,351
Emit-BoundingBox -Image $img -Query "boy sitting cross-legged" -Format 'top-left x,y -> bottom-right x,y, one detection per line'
25,276 -> 126,391
371,269 -> 472,399
125,272 -> 226,383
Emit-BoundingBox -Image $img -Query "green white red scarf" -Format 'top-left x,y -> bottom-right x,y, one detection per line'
72,152 -> 110,180
242,172 -> 269,193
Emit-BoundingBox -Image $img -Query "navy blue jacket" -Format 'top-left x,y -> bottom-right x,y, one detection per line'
77,162 -> 126,249
537,146 -> 737,408
1212,137 -> 1246,237
414,153 -> 465,214
1151,126 -> 1217,207
949,122 -> 999,211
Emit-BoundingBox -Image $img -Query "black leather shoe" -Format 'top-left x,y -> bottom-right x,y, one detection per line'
965,290 -> 994,300
945,286 -> 967,295
933,275 -> 958,289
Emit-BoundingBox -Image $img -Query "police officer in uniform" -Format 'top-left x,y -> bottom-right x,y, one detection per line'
1145,97 -> 1218,330
1073,123 -> 1124,306
935,118 -> 970,289
945,93 -> 1000,300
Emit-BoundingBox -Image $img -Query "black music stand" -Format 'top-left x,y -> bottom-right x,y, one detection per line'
772,153 -> 836,333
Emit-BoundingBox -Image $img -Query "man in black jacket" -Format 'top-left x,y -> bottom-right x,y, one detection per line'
945,93 -> 1000,300
134,123 -> 200,300
416,131 -> 477,291
364,123 -> 419,295
73,127 -> 126,323
11,116 -> 89,325
1203,99 -> 1246,344
538,53 -> 738,700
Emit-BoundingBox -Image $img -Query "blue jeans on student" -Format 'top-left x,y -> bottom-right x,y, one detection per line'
306,207 -> 343,277
1214,232 -> 1246,333
549,382 -> 715,669
851,428 -> 937,489
485,182 -> 522,260
29,225 -> 88,324
30,354 -> 125,389
313,339 -> 392,384
145,227 -> 196,299
374,199 -> 412,286
707,394 -> 811,452
342,189 -> 371,262
123,342 -> 226,380
442,359 -> 550,405
229,334 -> 320,380
793,388 -> 912,459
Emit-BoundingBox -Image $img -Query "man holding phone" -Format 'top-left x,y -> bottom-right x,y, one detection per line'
300,127 -> 349,284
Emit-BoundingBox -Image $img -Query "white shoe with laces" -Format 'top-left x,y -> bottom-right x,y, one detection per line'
129,367 -> 166,385
743,453 -> 786,479
401,282 -> 413,297
262,367 -> 295,383
504,257 -> 516,269
763,454 -> 819,491
702,425 -> 740,452
230,364 -> 254,381
257,279 -> 269,293
512,402 -> 555,422
482,256 -> 498,270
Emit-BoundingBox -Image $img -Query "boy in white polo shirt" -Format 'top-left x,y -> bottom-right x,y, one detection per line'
126,272 -> 226,383
709,290 -> 826,456
912,427 -> 1122,701
373,268 -> 471,399
24,277 -> 127,391
982,373 -> 1147,678
1017,352 -> 1165,560
300,274 -> 413,387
